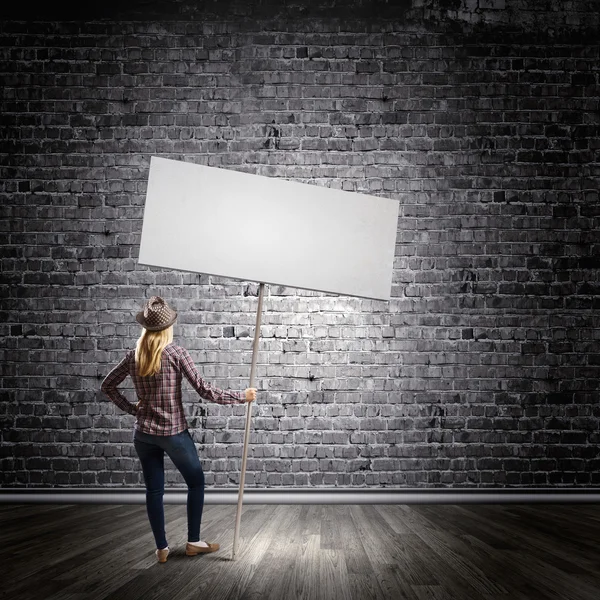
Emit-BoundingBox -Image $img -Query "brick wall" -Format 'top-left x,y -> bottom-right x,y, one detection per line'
1,0 -> 599,488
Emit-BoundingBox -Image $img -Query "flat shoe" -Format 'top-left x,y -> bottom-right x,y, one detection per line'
186,542 -> 220,556
156,547 -> 169,563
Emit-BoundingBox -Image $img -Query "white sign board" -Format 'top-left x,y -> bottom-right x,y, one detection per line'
139,157 -> 399,301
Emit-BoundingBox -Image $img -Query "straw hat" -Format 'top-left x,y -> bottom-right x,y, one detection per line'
136,296 -> 177,331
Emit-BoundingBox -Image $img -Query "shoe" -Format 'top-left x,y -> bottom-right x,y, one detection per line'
156,547 -> 169,563
186,541 -> 220,556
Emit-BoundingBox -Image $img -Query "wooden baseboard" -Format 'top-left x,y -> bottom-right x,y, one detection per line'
1,487 -> 599,504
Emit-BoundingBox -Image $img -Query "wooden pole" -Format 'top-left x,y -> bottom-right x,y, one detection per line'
232,282 -> 265,559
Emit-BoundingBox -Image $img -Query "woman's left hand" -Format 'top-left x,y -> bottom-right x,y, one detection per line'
244,388 -> 257,402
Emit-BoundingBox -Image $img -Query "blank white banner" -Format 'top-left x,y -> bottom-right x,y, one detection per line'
139,157 -> 399,301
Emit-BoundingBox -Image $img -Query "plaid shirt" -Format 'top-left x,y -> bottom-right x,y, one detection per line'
101,342 -> 245,436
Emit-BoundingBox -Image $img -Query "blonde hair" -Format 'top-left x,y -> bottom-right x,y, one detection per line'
135,325 -> 173,377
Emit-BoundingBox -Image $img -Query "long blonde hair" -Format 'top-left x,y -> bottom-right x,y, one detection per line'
135,325 -> 173,377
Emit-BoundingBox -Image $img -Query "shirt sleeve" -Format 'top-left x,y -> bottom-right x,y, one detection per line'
178,347 -> 245,405
101,351 -> 138,416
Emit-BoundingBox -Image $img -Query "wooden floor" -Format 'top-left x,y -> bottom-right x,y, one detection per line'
1,502 -> 600,600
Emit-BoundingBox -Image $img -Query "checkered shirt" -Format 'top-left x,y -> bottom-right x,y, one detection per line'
101,342 -> 245,436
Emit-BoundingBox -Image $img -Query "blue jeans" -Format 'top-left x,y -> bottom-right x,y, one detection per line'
133,428 -> 205,549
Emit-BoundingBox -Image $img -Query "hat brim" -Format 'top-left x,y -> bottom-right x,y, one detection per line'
136,311 -> 177,331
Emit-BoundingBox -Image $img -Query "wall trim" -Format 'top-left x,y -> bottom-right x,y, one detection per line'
1,487 -> 599,504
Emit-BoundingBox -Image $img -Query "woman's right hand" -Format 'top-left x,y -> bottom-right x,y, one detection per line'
244,388 -> 257,402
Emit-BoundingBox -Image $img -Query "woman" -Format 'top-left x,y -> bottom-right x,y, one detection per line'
101,296 -> 256,564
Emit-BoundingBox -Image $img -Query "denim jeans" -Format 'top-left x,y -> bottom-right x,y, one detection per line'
133,428 -> 205,549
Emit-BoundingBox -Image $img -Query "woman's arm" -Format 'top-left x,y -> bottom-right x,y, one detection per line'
101,352 -> 138,416
178,347 -> 246,404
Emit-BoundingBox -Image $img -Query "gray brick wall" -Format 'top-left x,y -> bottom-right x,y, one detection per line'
1,0 -> 599,488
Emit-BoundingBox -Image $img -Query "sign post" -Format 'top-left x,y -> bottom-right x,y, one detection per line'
232,281 -> 265,559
